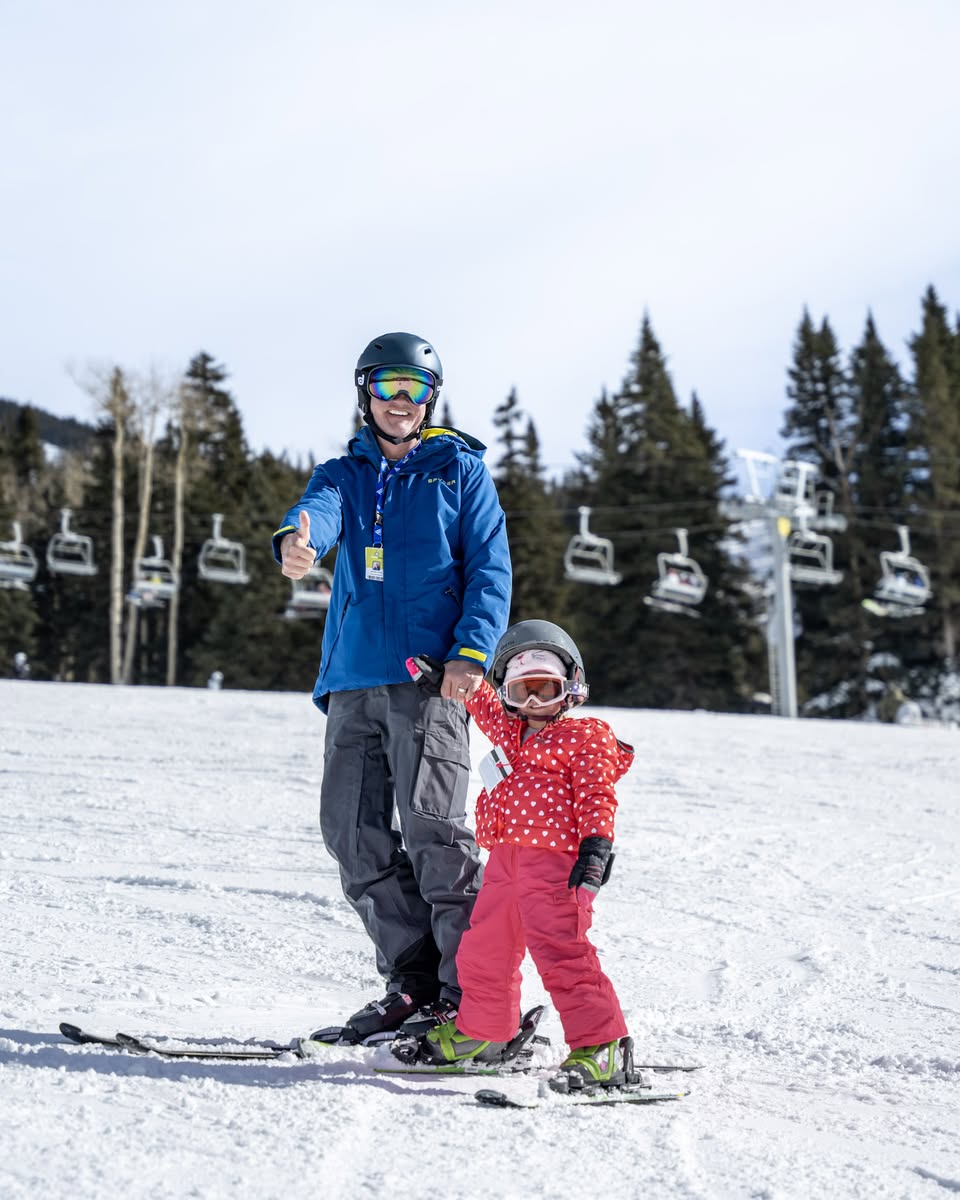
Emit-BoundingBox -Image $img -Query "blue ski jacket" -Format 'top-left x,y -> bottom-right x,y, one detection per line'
273,425 -> 512,711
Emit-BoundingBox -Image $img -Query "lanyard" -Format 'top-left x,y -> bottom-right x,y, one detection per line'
372,443 -> 420,549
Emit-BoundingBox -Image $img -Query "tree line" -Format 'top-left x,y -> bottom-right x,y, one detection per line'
1,286 -> 958,720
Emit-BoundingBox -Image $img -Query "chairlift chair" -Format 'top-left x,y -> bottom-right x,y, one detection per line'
129,536 -> 179,607
563,507 -> 622,586
644,528 -> 708,617
866,526 -> 931,617
773,460 -> 818,513
284,565 -> 333,619
735,449 -> 780,504
0,522 -> 38,590
786,510 -> 842,587
46,508 -> 97,577
198,513 -> 249,585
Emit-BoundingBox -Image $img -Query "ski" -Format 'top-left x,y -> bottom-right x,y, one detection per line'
475,1086 -> 688,1109
61,1023 -> 292,1060
374,1054 -> 537,1077
115,1032 -> 291,1061
296,1024 -> 398,1048
60,1023 -> 122,1048
634,1063 -> 702,1074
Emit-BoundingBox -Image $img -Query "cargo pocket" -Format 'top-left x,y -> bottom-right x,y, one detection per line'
411,698 -> 471,821
575,886 -> 595,942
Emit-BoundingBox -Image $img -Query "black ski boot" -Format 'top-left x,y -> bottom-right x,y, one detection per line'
309,991 -> 422,1045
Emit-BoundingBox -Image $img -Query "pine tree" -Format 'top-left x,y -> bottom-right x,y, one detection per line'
491,389 -> 569,626
571,316 -> 756,710
10,406 -> 45,492
780,311 -> 867,715
907,286 -> 960,668
848,313 -> 921,698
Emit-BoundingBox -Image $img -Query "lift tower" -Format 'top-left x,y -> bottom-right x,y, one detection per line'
722,452 -> 847,719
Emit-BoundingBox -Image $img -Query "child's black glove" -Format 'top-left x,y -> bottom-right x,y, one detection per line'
405,653 -> 445,694
567,836 -> 615,893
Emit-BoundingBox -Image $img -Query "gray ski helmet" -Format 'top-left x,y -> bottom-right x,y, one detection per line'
491,620 -> 588,708
354,332 -> 443,430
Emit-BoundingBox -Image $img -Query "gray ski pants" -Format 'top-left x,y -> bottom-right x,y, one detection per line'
319,682 -> 483,1002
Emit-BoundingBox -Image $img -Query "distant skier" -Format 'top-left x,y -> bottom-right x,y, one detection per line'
412,620 -> 636,1093
13,651 -> 30,680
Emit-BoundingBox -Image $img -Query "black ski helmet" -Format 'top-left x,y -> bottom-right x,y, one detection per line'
491,619 -> 589,713
354,332 -> 443,444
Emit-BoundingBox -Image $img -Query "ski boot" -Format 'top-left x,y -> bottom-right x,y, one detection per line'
419,1021 -> 508,1065
391,1004 -> 547,1067
395,995 -> 460,1039
548,1035 -> 641,1094
309,991 -> 423,1046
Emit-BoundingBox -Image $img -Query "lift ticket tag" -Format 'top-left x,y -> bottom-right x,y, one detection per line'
479,745 -> 513,793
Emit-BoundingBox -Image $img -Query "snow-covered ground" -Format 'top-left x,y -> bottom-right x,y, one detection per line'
1,680 -> 958,1200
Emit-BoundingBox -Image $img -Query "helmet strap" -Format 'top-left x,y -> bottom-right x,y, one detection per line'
358,390 -> 436,445
362,409 -> 426,446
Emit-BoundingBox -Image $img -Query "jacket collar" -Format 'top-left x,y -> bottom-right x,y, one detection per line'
348,424 -> 487,468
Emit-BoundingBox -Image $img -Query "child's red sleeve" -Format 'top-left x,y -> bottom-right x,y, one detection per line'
465,678 -> 503,742
567,722 -> 623,842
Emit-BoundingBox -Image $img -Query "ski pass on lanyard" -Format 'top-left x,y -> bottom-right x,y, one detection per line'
366,445 -> 420,581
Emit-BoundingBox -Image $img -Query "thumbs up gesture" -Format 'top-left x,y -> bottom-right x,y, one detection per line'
280,510 -> 317,579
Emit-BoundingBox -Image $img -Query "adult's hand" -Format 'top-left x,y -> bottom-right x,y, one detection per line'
280,511 -> 317,579
441,658 -> 484,702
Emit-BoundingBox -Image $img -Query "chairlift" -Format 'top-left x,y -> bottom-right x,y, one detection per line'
735,449 -> 780,504
46,508 -> 97,577
284,565 -> 333,619
786,509 -> 842,587
773,460 -> 818,513
198,513 -> 249,585
644,528 -> 708,617
563,507 -> 622,586
0,522 -> 38,590
129,536 -> 179,607
863,526 -> 931,618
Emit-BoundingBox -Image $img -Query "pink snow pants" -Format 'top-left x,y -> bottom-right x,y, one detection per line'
455,843 -> 628,1049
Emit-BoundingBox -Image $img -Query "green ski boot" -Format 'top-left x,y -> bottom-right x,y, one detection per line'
421,1021 -> 509,1066
549,1035 -> 638,1093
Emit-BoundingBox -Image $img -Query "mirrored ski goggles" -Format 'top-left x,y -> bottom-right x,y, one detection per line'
364,366 -> 437,405
498,674 -> 587,708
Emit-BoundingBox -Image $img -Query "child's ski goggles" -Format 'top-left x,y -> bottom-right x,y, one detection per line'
363,366 -> 437,405
498,674 -> 588,708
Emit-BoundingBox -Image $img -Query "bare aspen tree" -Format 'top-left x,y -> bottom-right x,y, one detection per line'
166,378 -> 194,687
71,364 -> 134,685
120,367 -> 174,686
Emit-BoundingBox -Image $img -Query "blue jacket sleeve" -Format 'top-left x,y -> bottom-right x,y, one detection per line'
446,461 -> 512,670
271,464 -> 343,564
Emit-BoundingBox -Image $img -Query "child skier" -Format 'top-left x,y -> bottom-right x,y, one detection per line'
412,619 -> 635,1092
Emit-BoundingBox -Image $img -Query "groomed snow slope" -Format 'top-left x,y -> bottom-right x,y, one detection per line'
1,680 -> 958,1199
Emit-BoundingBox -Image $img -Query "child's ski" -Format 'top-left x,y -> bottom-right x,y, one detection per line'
475,1086 -> 689,1109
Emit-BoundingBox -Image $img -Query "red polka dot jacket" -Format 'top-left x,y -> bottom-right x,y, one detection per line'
465,679 -> 635,852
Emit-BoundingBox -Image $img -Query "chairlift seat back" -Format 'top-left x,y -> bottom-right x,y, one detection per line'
651,552 -> 707,605
563,535 -> 621,586
46,533 -> 97,577
286,567 -> 333,617
874,553 -> 931,606
0,536 -> 38,586
198,541 -> 249,585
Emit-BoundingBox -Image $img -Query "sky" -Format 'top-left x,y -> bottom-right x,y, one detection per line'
2,0 -> 959,480
2,678 -> 958,1198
